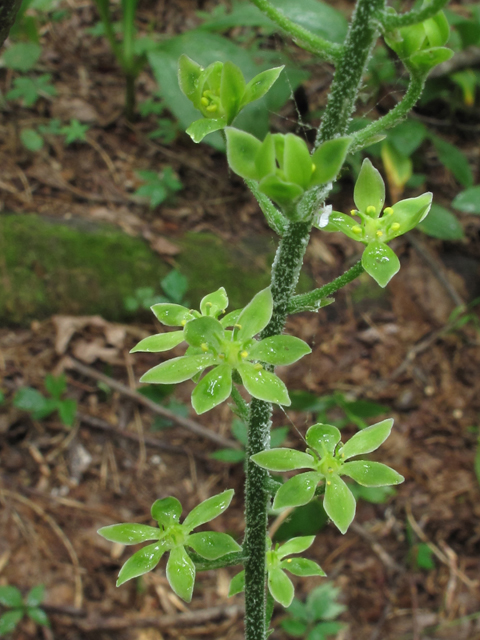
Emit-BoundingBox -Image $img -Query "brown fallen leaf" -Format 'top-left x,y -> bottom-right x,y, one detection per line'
143,229 -> 180,256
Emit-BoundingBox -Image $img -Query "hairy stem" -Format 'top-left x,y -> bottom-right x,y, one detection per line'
382,0 -> 449,30
0,0 -> 22,49
245,179 -> 287,236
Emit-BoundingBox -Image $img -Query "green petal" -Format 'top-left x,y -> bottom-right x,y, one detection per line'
166,546 -> 196,603
237,287 -> 273,341
178,54 -> 203,105
186,117 -> 227,143
151,497 -> 182,527
341,419 -> 394,459
184,316 -> 224,350
277,535 -> 315,559
310,136 -> 351,186
228,570 -> 245,596
140,354 -> 216,384
225,127 -> 262,180
237,362 -> 290,406
248,335 -> 311,366
191,364 -> 232,414
273,472 -> 321,510
280,558 -> 326,577
200,287 -> 228,318
361,241 -> 400,288
284,134 -> 313,190
251,448 -> 315,472
354,158 -> 385,215
98,523 -> 162,545
306,423 -> 341,456
183,489 -> 234,531
240,66 -> 284,108
409,46 -> 453,73
323,475 -> 356,534
387,192 -> 433,237
258,175 -> 304,208
151,303 -> 192,327
117,540 -> 167,586
220,61 -> 245,123
130,331 -> 185,353
316,210 -> 365,242
187,532 -> 241,559
341,461 -> 404,486
255,133 -> 276,179
268,568 -> 295,607
220,308 -> 242,328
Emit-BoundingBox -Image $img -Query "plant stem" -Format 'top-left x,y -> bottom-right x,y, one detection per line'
0,0 -> 22,49
382,0 -> 449,30
125,73 -> 136,122
245,179 -> 287,236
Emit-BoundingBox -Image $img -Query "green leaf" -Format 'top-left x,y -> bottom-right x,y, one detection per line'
237,363 -> 290,405
44,373 -> 66,399
268,568 -> 294,607
342,461 -> 404,487
140,354 -> 216,384
151,497 -> 183,527
183,489 -> 234,531
417,203 -> 464,240
277,535 -> 315,558
387,120 -> 427,157
452,186 -> 480,214
27,607 -> 50,627
184,316 -> 224,349
225,127 -> 262,179
248,335 -> 311,365
306,583 -> 346,621
237,287 -> 273,341
273,472 -> 321,509
151,303 -> 192,326
254,133 -> 276,179
381,140 -> 412,189
308,622 -> 344,639
362,241 -> 400,288
178,54 -> 203,104
98,523 -> 162,544
220,308 -> 242,328
425,11 -> 450,47
284,134 -> 313,190
117,541 -> 167,586
271,426 -> 289,448
323,475 -> 356,534
281,618 -> 308,636
0,585 -> 23,608
241,66 -> 284,108
271,0 -> 347,43
431,135 -> 473,188
258,175 -> 305,207
228,570 -> 245,596
409,46 -> 453,73
166,545 -> 196,602
200,287 -> 228,317
0,610 -> 23,635
25,585 -> 44,608
210,448 -> 245,463
318,210 -> 364,241
13,387 -> 51,416
58,398 -> 77,427
310,137 -> 351,186
220,61 -> 245,123
187,531 -> 241,559
415,543 -> 435,570
354,158 -> 385,215
3,42 -> 41,71
186,117 -> 227,143
387,192 -> 433,237
131,331 -> 185,353
20,128 -> 44,152
191,364 -> 232,414
341,419 -> 394,459
281,558 -> 326,577
251,448 -> 315,472
306,423 -> 341,456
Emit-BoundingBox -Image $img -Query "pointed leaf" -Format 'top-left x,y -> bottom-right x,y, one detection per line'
184,316 -> 224,349
0,610 -> 23,635
255,133 -> 276,179
178,54 -> 203,105
387,192 -> 433,236
45,373 -> 66,399
237,363 -> 290,406
277,535 -> 315,559
306,423 -> 341,456
220,61 -> 245,123
251,448 -> 315,472
187,532 -> 241,559
341,419 -> 394,459
186,117 -> 227,143
191,364 -> 233,414
131,331 -> 185,353
268,568 -> 294,607
241,66 -> 284,107
418,203 -> 464,240
98,523 -> 162,545
281,558 -> 326,577
452,185 -> 480,214
27,607 -> 50,627
26,585 -> 45,607
284,134 -> 313,189
237,287 -> 273,341
200,287 -> 228,317
249,335 -> 311,365
273,472 -> 321,509
310,136 -> 351,186
323,475 -> 356,534
228,570 -> 245,596
0,586 -> 23,608
58,398 -> 77,427
166,546 -> 196,602
225,127 -> 262,180
151,303 -> 192,327
140,354 -> 216,384
151,497 -> 182,527
362,241 -> 400,288
117,540 -> 167,585
183,489 -> 234,530
342,461 -> 404,486
258,175 -> 304,207
354,158 -> 385,215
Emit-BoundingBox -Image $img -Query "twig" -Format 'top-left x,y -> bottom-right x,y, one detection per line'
350,521 -> 403,573
67,358 -> 239,450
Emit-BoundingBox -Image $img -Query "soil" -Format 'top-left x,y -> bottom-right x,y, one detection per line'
1,1 -> 480,640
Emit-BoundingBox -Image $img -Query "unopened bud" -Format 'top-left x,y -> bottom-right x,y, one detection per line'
376,230 -> 384,237
240,351 -> 249,358
384,207 -> 394,215
391,222 -> 401,231
352,225 -> 362,234
254,363 -> 263,371
366,205 -> 376,216
200,97 -> 209,106
201,343 -> 209,352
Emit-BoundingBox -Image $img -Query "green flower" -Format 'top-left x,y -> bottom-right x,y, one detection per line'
228,536 -> 325,608
251,419 -> 404,534
98,491 -> 240,602
178,55 -> 284,142
131,287 -> 311,414
315,158 -> 432,287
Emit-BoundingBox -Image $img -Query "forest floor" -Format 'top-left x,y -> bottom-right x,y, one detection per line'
1,1 -> 480,640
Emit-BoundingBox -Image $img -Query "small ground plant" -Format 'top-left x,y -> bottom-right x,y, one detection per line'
0,585 -> 49,636
95,1 -> 454,638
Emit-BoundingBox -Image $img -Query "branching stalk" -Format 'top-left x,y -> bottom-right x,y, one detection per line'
382,0 -> 449,30
245,179 -> 287,237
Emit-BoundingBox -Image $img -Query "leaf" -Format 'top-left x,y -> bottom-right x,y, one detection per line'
283,134 -> 312,190
381,140 -> 412,189
225,127 -> 263,179
409,46 -> 453,73
417,204 -> 464,240
161,270 -> 188,304
308,622 -> 344,639
281,618 -> 308,636
186,117 -> 227,143
58,398 -> 77,427
228,570 -> 245,596
310,136 -> 351,185
178,54 -> 203,103
268,568 -> 294,607
362,241 -> 400,288
20,128 -> 44,152
191,364 -> 233,414
306,423 -> 341,456
220,308 -> 242,328
387,192 -> 433,237
140,354 -> 216,384
254,133 -> 276,179
220,61 -> 246,123
3,42 -> 41,71
116,541 -> 167,586
415,543 -> 435,570
210,448 -> 245,463
44,373 -> 66,399
237,362 -> 290,405
98,523 -> 162,544
184,316 -> 224,349
306,583 -> 346,621
323,475 -> 356,534
131,331 -> 185,353
431,135 -> 473,188
341,419 -> 394,459
25,585 -> 44,608
273,472 -> 321,509
13,387 -> 51,416
281,557 -> 326,577
0,610 -> 24,635
251,448 -> 315,472
166,546 -> 196,602
452,186 -> 480,214
271,0 -> 347,43
200,287 -> 228,317
151,497 -> 183,527
187,531 -> 241,559
271,426 -> 289,448
27,607 -> 50,627
249,335 -> 311,366
277,535 -> 315,558
0,585 -> 23,608
342,461 -> 404,487
387,120 -> 427,157
354,158 -> 385,215
236,288 -> 273,341
241,66 -> 284,107
183,489 -> 234,530
151,303 -> 192,326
